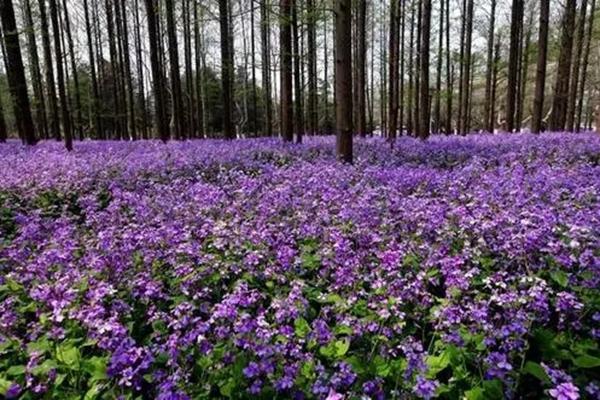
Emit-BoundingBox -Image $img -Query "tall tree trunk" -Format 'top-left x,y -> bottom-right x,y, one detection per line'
250,0 -> 258,136
23,0 -> 48,140
335,0 -> 352,162
459,0 -> 473,135
516,9 -> 532,130
549,0 -> 576,131
144,0 -> 169,141
280,0 -> 294,142
576,0 -> 596,131
444,0 -> 451,134
61,0 -> 83,140
399,0 -> 405,135
134,0 -> 147,139
457,0 -> 465,134
0,0 -> 36,144
387,0 -> 399,142
84,0 -> 102,138
0,77 -> 6,141
566,0 -> 587,131
105,0 -> 121,138
506,0 -> 523,132
118,1 -> 136,139
413,0 -> 421,136
183,0 -> 196,137
483,0 -> 496,132
194,0 -> 205,138
433,0 -> 443,134
39,0 -> 60,140
407,3 -> 414,134
260,0 -> 272,136
306,0 -> 317,135
490,39 -> 500,131
165,0 -> 184,139
355,0 -> 366,137
532,0 -> 550,133
292,0 -> 304,143
418,0 -> 431,139
49,0 -> 71,149
219,0 -> 235,139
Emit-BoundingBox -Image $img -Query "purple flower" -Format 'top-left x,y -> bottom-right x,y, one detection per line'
549,382 -> 580,400
413,376 -> 439,399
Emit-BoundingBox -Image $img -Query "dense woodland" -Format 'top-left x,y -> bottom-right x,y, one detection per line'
0,0 -> 598,161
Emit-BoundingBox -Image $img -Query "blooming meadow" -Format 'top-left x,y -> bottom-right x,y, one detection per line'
0,134 -> 599,399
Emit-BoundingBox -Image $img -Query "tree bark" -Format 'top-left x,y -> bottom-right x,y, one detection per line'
418,0 -> 431,139
566,0 -> 587,132
483,0 -> 496,132
307,0 -> 317,135
38,0 -> 60,140
576,0 -> 595,131
144,0 -> 169,141
219,0 -> 235,139
292,0 -> 304,143
0,0 -> 36,144
506,0 -> 523,132
165,0 -> 184,139
532,0 -> 550,133
48,0 -> 71,149
355,0 -> 367,137
387,0 -> 399,142
260,0 -> 273,136
280,0 -> 294,142
549,0 -> 576,131
335,0 -> 352,162
433,0 -> 443,134
459,0 -> 473,135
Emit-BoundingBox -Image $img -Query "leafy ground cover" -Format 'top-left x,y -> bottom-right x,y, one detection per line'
0,134 -> 599,399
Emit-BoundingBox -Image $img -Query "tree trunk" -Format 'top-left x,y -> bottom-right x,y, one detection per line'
532,0 -> 550,133
0,0 -> 36,144
516,9 -> 532,131
134,0 -> 148,139
576,0 -> 595,131
335,0 -> 352,162
433,0 -> 443,134
38,0 -> 60,140
483,0 -> 496,132
355,0 -> 367,137
144,0 -> 169,141
399,0 -> 405,135
165,0 -> 184,139
549,0 -> 576,131
566,0 -> 587,132
444,0 -> 451,134
119,1 -> 136,139
292,0 -> 304,143
387,0 -> 399,142
260,0 -> 272,136
183,0 -> 195,138
418,0 -> 431,139
83,0 -> 102,138
306,0 -> 317,136
459,0 -> 473,135
219,0 -> 235,139
48,0 -> 71,149
61,0 -> 83,140
194,0 -> 205,138
280,0 -> 294,142
250,0 -> 258,136
506,0 -> 523,132
24,0 -> 48,140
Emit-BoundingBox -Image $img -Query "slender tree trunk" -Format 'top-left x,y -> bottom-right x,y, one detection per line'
219,0 -> 235,139
119,1 -> 136,139
399,0 -> 405,135
418,0 -> 431,139
459,0 -> 473,135
516,9 -> 532,130
354,0 -> 366,137
48,0 -> 71,149
532,0 -> 550,133
413,0 -> 421,136
194,0 -> 205,138
387,0 -> 399,142
0,0 -> 36,144
457,0 -> 465,134
444,0 -> 451,134
105,0 -> 121,137
260,0 -> 272,136
566,0 -> 588,131
250,0 -> 258,136
23,0 -> 48,140
506,0 -> 523,132
433,0 -> 443,134
61,0 -> 83,140
144,0 -> 169,141
165,0 -> 184,139
335,0 -> 352,162
576,0 -> 595,131
39,0 -> 60,140
292,0 -> 304,143
407,3 -> 414,134
483,0 -> 496,132
549,0 -> 577,131
134,0 -> 147,139
83,0 -> 102,138
0,79 -> 6,141
490,39 -> 500,131
183,0 -> 195,138
280,0 -> 294,141
306,0 -> 317,135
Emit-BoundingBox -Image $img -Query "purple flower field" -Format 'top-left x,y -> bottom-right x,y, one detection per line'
0,134 -> 599,399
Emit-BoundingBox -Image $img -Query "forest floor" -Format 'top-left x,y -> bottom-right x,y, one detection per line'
0,133 -> 599,399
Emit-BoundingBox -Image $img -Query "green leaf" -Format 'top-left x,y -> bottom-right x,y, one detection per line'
31,359 -> 58,376
573,355 -> 600,368
294,318 -> 311,338
523,361 -> 550,384
464,387 -> 485,400
82,356 -> 108,381
6,365 -> 26,376
550,271 -> 569,288
483,379 -> 504,400
426,351 -> 451,378
56,344 -> 81,370
333,338 -> 350,357
373,355 -> 390,377
0,378 -> 12,396
219,379 -> 235,398
84,384 -> 104,400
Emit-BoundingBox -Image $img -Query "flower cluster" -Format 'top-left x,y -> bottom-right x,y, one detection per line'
0,134 -> 598,399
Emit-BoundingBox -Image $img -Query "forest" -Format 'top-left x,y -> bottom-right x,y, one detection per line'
0,0 -> 599,399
